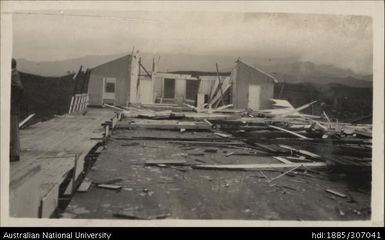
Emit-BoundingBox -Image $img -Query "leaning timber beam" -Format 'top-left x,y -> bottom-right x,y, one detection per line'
19,113 -> 36,128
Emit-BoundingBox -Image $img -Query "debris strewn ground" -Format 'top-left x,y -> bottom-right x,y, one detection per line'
60,104 -> 371,220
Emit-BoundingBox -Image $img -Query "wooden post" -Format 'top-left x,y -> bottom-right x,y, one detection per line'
75,95 -> 81,112
68,96 -> 75,114
72,66 -> 83,95
216,63 -> 226,107
19,113 -> 36,128
81,95 -> 86,111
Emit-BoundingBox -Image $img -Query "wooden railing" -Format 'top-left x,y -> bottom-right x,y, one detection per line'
68,93 -> 89,114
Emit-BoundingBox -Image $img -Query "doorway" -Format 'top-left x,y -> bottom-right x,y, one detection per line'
102,77 -> 116,104
164,78 -> 175,99
248,84 -> 261,110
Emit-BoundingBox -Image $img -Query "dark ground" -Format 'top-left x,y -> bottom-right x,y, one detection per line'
60,125 -> 371,220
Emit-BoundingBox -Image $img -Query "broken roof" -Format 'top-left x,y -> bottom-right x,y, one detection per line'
235,59 -> 279,84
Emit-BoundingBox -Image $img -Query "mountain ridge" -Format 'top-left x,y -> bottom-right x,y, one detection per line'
16,53 -> 372,88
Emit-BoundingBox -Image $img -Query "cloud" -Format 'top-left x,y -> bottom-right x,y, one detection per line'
12,11 -> 372,74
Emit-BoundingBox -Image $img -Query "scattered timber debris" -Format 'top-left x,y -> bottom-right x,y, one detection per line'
192,162 -> 326,171
145,159 -> 187,166
97,184 -> 122,190
325,189 -> 348,198
19,113 -> 36,129
105,101 -> 372,178
77,181 -> 92,193
214,132 -> 231,138
225,152 -> 235,157
267,165 -> 303,183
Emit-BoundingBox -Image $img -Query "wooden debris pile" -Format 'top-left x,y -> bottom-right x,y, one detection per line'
104,100 -> 372,173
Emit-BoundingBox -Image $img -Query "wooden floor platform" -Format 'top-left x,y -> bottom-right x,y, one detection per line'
10,107 -> 117,218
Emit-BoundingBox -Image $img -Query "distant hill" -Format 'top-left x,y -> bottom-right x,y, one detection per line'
16,53 -> 372,88
277,74 -> 372,88
16,53 -> 128,77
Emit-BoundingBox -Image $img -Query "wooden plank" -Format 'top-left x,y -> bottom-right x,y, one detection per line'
111,115 -> 118,129
203,119 -> 213,126
286,156 -> 312,162
19,113 -> 36,128
114,136 -> 231,141
85,95 -> 89,109
104,103 -> 124,111
279,145 -> 320,159
253,143 -> 285,153
77,181 -> 92,192
168,141 -> 242,145
145,159 -> 186,165
74,153 -> 86,182
79,95 -> 85,112
325,189 -> 347,198
39,155 -> 77,197
68,96 -> 75,113
119,122 -> 211,130
40,156 -> 75,183
197,93 -> 205,108
268,125 -> 309,139
97,184 -> 122,190
193,162 -> 327,170
209,82 -> 231,108
10,164 -> 42,218
78,96 -> 83,112
299,149 -> 321,159
273,156 -> 294,164
40,184 -> 60,218
20,109 -> 113,153
178,121 -> 196,126
214,132 -> 231,138
75,95 -> 82,112
77,95 -> 82,112
73,95 -> 80,113
77,95 -> 84,112
267,165 -> 303,183
15,108 -> 115,205
215,63 -> 225,106
105,125 -> 110,138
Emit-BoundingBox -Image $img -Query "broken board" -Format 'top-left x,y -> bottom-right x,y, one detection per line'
145,159 -> 187,166
77,181 -> 92,192
193,162 -> 327,170
97,184 -> 122,190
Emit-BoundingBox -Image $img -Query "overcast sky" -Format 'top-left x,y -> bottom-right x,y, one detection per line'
12,11 -> 373,74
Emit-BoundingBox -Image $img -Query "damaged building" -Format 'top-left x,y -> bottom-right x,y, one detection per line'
87,53 -> 141,106
87,52 -> 277,110
152,72 -> 230,106
231,60 -> 278,110
151,60 -> 277,110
